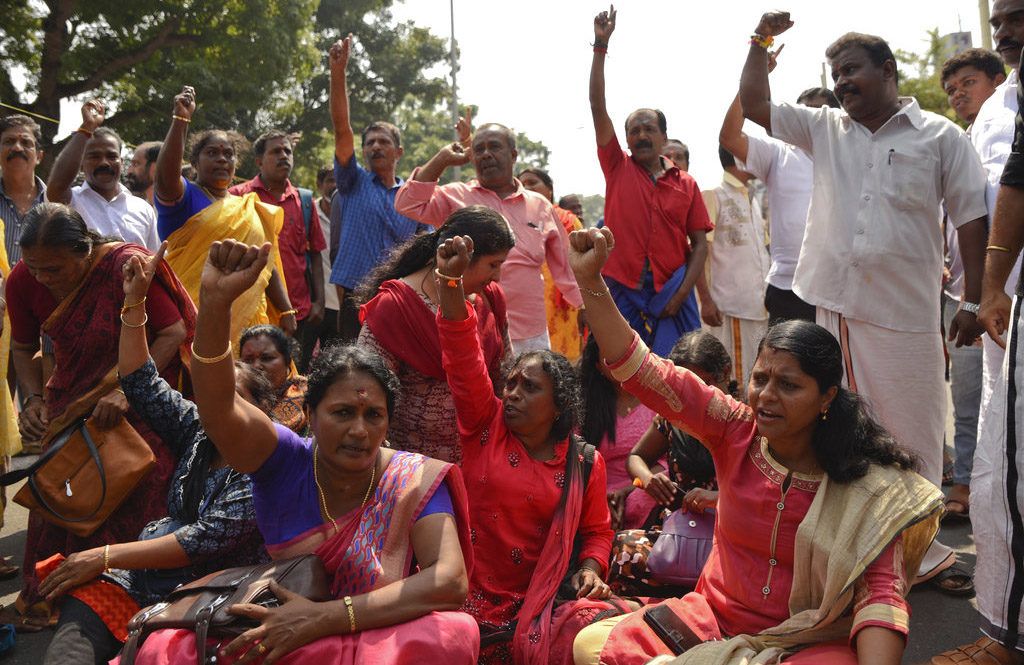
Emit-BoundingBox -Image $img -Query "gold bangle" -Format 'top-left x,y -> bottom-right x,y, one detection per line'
987,245 -> 1012,253
121,296 -> 146,314
581,285 -> 609,298
191,341 -> 233,364
434,268 -> 463,288
172,115 -> 191,124
343,595 -> 356,633
103,545 -> 111,573
120,312 -> 148,328
76,126 -> 94,137
279,309 -> 298,317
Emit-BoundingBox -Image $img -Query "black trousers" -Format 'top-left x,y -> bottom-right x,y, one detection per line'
764,284 -> 816,326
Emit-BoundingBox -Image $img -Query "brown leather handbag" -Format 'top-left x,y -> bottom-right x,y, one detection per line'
0,417 -> 156,537
120,554 -> 332,665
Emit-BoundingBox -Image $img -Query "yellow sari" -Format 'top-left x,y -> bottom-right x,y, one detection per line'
0,218 -> 21,458
164,193 -> 285,347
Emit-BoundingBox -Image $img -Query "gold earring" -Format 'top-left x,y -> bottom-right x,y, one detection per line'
820,409 -> 828,421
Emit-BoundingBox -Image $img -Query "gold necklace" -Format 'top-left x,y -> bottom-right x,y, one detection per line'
313,441 -> 377,533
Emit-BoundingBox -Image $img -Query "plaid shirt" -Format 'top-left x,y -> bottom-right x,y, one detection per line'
0,175 -> 46,263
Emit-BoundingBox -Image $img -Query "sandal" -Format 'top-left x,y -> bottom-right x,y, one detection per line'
0,556 -> 18,581
943,498 -> 971,522
0,604 -> 49,633
931,636 -> 1024,664
928,563 -> 976,597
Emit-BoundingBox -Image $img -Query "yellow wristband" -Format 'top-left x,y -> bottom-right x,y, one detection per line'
343,595 -> 356,633
191,341 -> 233,364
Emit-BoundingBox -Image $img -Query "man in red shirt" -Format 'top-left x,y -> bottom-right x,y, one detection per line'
589,7 -> 711,356
230,130 -> 326,370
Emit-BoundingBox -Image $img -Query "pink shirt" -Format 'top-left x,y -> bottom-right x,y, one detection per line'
395,173 -> 583,340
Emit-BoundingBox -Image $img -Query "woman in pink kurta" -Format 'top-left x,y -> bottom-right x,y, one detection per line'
567,227 -> 943,665
435,235 -> 618,665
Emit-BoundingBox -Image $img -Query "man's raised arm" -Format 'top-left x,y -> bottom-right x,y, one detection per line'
589,5 -> 617,147
329,35 -> 356,167
739,11 -> 794,132
47,100 -> 105,204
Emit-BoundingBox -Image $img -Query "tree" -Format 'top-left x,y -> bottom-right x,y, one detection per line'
896,28 -> 960,127
1,0 -> 319,170
580,194 -> 606,227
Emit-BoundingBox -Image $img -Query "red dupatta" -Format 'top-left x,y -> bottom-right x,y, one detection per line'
360,280 -> 507,380
511,443 -> 587,665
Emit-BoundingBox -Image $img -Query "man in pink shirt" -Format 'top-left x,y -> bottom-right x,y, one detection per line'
395,123 -> 582,353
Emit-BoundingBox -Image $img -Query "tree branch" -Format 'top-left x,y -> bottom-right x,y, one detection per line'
55,19 -> 199,99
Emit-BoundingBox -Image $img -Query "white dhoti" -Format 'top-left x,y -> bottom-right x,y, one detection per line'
706,315 -> 768,396
971,295 -> 1024,652
816,307 -> 952,576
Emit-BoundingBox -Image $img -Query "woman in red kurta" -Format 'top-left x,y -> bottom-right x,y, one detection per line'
566,228 -> 944,665
435,235 -> 617,665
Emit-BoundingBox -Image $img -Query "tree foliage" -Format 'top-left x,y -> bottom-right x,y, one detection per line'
1,0 -> 550,188
896,28 -> 960,127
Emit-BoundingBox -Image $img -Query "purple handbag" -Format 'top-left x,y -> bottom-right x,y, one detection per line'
646,508 -> 715,587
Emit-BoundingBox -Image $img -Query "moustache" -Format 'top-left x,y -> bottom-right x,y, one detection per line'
5,152 -> 28,162
998,40 -> 1022,52
93,166 -> 115,176
634,140 -> 653,150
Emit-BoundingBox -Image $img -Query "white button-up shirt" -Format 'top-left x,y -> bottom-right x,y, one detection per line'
70,181 -> 160,250
970,68 -> 1021,295
771,98 -> 988,333
738,135 -> 813,291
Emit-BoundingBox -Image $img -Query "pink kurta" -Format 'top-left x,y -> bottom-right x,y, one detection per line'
597,404 -> 660,529
598,338 -> 910,663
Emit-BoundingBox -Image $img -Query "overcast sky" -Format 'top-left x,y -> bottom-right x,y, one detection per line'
390,0 -> 989,197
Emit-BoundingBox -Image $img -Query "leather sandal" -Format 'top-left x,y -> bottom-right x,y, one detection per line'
931,637 -> 1024,664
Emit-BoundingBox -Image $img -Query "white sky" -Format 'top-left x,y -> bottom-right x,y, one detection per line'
391,0 -> 989,197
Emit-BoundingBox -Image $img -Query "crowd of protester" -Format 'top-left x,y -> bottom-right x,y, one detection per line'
0,4 -> 1023,664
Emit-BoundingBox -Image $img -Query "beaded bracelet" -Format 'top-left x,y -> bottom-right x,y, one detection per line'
434,268 -> 463,288
750,34 -> 774,49
172,115 -> 191,124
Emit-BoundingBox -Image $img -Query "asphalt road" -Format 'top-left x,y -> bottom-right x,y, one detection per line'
0,409 -> 985,663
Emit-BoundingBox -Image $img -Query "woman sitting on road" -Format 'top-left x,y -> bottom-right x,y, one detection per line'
569,227 -> 944,665
356,205 -> 513,463
38,244 -> 272,665
436,234 -> 618,665
239,324 -> 308,434
130,240 -> 479,664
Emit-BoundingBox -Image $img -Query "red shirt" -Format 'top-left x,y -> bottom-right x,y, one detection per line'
598,134 -> 712,291
6,259 -> 182,345
229,176 -> 327,320
438,307 -> 613,628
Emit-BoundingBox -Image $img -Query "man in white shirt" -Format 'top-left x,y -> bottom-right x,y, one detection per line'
46,100 -> 160,250
697,146 -> 770,391
721,75 -> 839,324
740,12 -> 988,595
938,48 -> 1007,523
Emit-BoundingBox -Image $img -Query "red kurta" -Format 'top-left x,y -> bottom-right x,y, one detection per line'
438,308 -> 613,630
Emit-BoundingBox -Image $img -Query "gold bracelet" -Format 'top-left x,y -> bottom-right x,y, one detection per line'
172,115 -> 191,124
121,296 -> 146,315
103,545 -> 111,573
279,309 -> 298,317
191,341 -> 233,364
120,312 -> 148,328
343,595 -> 356,633
987,245 -> 1012,253
76,126 -> 94,137
434,268 -> 463,288
581,285 -> 609,298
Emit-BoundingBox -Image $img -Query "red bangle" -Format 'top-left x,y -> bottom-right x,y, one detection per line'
593,46 -> 607,54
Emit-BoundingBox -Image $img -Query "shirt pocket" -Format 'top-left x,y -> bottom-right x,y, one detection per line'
513,219 -> 546,266
883,151 -> 938,213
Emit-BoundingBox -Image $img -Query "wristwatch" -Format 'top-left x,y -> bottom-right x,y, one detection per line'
960,301 -> 980,315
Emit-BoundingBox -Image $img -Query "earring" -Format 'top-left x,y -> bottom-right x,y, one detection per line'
820,409 -> 829,421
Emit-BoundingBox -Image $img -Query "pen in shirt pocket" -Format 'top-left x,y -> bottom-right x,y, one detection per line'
888,148 -> 895,165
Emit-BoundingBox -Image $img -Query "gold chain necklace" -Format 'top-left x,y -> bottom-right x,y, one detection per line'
313,441 -> 377,533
